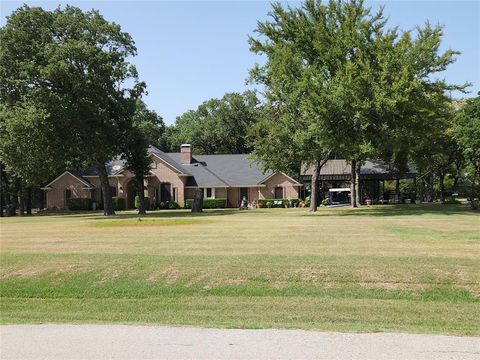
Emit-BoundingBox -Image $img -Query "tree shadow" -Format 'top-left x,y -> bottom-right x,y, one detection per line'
86,208 -> 241,221
300,204 -> 479,217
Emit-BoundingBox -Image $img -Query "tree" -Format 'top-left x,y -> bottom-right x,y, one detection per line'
410,96 -> 462,203
170,91 -> 260,154
0,102 -> 63,214
249,0 -> 386,210
454,95 -> 480,205
0,5 -> 143,215
122,100 -> 164,215
248,0 -> 463,209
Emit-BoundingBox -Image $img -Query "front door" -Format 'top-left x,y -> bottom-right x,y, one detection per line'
240,187 -> 248,204
160,183 -> 172,202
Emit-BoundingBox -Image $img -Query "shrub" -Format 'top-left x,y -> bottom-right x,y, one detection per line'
158,200 -> 180,209
257,199 -> 300,208
321,198 -> 331,206
443,196 -> 460,205
184,198 -> 227,209
168,201 -> 180,209
67,198 -> 92,211
135,196 -> 150,209
112,196 -> 125,211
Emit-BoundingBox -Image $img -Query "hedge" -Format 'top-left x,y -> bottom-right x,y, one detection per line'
256,198 -> 300,208
184,198 -> 227,209
159,200 -> 180,210
134,196 -> 150,209
112,196 -> 125,211
67,198 -> 92,211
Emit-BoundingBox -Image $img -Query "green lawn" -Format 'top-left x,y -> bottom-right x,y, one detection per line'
1,205 -> 479,335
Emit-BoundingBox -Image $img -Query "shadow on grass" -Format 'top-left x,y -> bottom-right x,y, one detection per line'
302,204 -> 479,217
86,208 -> 249,221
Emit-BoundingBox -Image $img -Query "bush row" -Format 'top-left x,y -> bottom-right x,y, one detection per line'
67,198 -> 92,211
256,198 -> 300,208
184,198 -> 227,209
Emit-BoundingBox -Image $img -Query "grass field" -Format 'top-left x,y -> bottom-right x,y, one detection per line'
1,204 -> 479,335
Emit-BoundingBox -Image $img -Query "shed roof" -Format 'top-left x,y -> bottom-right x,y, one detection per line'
301,159 -> 416,180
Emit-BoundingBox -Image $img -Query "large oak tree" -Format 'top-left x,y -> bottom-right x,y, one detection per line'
0,5 -> 143,215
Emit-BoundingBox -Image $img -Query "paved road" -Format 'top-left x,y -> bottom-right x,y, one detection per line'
1,325 -> 479,359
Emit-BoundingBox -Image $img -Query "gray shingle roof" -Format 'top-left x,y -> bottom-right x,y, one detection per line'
166,153 -> 274,186
69,146 -> 275,187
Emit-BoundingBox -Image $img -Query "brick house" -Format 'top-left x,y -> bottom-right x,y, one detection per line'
41,144 -> 301,209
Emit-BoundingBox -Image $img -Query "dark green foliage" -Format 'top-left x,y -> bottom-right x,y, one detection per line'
256,199 -> 300,208
157,201 -> 180,210
169,91 -> 260,154
0,5 -> 144,215
66,198 -> 92,211
184,198 -> 227,209
454,96 -> 480,202
135,196 -> 150,210
122,100 -> 165,215
111,197 -> 125,211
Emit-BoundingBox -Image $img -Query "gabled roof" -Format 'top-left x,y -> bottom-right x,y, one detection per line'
148,146 -> 190,175
42,171 -> 95,189
260,171 -> 302,185
44,146 -> 300,188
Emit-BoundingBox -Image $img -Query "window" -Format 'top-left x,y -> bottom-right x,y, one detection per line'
274,186 -> 283,199
65,189 -> 72,206
173,188 -> 177,202
204,188 -> 215,199
109,186 -> 117,197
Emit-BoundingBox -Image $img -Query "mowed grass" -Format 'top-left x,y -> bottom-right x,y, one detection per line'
0,205 -> 479,335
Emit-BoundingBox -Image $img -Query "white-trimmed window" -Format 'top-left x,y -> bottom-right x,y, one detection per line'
204,188 -> 215,199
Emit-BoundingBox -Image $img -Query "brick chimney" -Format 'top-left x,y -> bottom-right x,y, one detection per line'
180,144 -> 192,164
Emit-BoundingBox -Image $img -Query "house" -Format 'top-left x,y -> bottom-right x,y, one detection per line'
300,159 -> 417,204
41,144 -> 302,209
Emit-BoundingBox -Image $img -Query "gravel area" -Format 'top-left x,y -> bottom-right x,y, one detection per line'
1,324 -> 479,359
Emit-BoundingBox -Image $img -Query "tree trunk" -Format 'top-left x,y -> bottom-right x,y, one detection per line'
351,160 -> 357,208
355,161 -> 361,205
191,187 -> 203,213
136,173 -> 146,215
16,178 -> 24,216
2,168 -> 14,216
309,154 -> 331,212
0,162 -> 4,217
309,161 -> 321,212
395,178 -> 400,203
439,171 -> 446,204
96,161 -> 115,216
25,187 -> 32,215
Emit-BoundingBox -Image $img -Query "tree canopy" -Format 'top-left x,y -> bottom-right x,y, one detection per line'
0,5 -> 144,215
248,0 -> 463,210
166,91 -> 261,154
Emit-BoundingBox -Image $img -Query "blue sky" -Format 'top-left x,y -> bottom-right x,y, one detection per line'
1,1 -> 479,125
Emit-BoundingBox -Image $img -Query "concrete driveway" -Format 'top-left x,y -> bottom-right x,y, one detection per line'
1,325 -> 479,359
